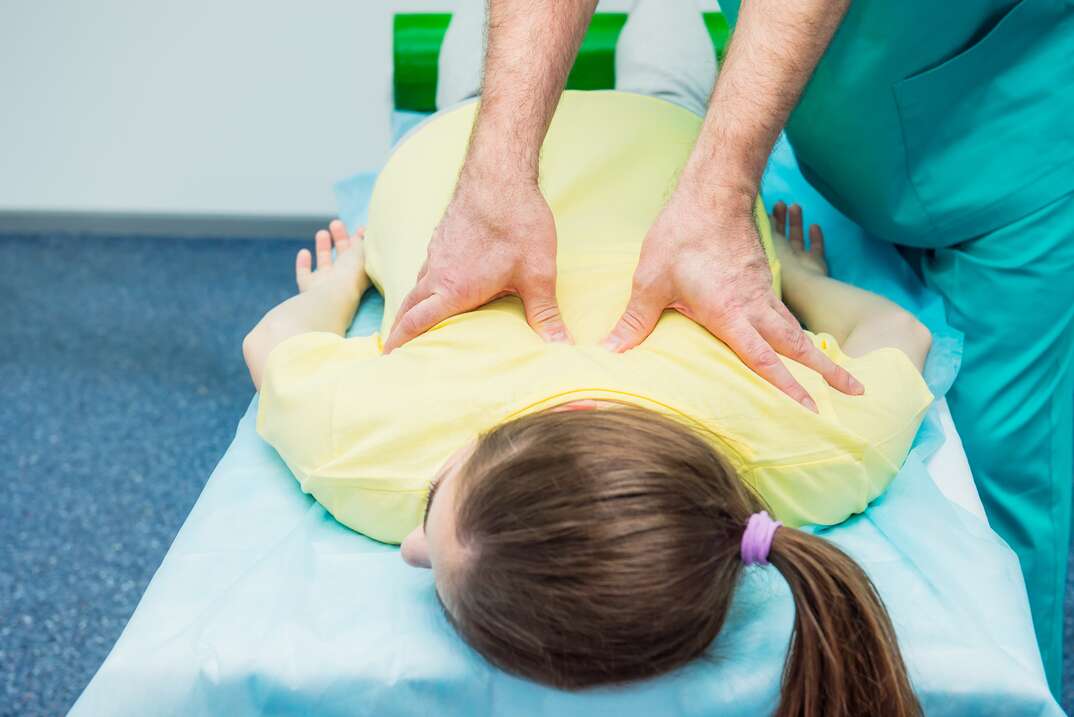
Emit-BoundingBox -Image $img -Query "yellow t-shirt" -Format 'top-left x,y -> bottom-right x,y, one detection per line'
257,91 -> 933,544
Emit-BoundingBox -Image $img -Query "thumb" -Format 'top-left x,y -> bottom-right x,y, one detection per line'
519,280 -> 571,344
601,282 -> 667,352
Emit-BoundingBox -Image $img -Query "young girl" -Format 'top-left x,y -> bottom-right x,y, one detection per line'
243,4 -> 931,715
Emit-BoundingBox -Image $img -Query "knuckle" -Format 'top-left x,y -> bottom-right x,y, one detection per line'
753,350 -> 783,372
831,364 -> 852,382
437,271 -> 460,292
528,303 -> 562,326
785,328 -> 811,357
619,309 -> 649,334
701,301 -> 734,325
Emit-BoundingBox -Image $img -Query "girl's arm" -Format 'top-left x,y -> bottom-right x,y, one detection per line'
771,203 -> 932,372
243,221 -> 369,391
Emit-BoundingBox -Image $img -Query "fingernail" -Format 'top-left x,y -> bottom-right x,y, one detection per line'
802,397 -> 818,413
850,377 -> 865,394
546,329 -> 568,344
601,337 -> 622,352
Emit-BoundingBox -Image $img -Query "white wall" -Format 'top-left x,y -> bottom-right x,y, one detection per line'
0,0 -> 703,222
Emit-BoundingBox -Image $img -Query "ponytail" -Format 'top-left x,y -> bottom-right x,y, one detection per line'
767,529 -> 922,717
446,406 -> 924,705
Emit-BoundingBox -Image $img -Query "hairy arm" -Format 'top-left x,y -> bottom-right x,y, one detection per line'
605,0 -> 854,413
383,0 -> 598,352
466,0 -> 598,184
682,0 -> 850,204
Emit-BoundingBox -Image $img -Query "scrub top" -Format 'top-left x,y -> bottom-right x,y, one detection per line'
720,0 -> 1074,246
256,91 -> 933,545
716,0 -> 1074,693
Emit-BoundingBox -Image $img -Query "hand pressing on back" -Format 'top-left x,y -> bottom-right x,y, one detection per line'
602,189 -> 862,412
382,176 -> 570,353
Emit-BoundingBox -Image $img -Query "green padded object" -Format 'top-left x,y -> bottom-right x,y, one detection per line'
393,12 -> 730,112
393,13 -> 453,114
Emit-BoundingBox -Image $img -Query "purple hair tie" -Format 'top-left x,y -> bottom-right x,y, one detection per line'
741,511 -> 782,566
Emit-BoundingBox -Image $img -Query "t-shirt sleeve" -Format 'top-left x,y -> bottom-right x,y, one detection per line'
743,332 -> 934,528
256,332 -> 380,486
812,332 -> 934,472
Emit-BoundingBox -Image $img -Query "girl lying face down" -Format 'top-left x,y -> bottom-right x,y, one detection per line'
404,404 -> 916,715
243,93 -> 932,716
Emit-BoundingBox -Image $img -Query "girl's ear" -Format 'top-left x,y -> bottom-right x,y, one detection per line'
401,524 -> 432,568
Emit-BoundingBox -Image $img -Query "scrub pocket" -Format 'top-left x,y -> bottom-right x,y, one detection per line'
893,0 -> 1074,242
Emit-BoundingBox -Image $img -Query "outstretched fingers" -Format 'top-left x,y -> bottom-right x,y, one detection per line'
808,223 -> 825,257
315,230 -> 333,270
757,306 -> 863,396
719,317 -> 819,412
771,201 -> 788,236
787,204 -> 805,249
295,248 -> 312,291
329,219 -> 351,253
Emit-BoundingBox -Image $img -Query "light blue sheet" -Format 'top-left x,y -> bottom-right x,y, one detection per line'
70,129 -> 1061,716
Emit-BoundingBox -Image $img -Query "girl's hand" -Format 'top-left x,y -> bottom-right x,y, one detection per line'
770,202 -> 828,278
244,220 -> 369,391
297,220 -> 367,295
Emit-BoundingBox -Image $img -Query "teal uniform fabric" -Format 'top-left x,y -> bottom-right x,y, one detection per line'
720,0 -> 1074,693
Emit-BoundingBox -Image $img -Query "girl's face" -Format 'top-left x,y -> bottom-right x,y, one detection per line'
399,442 -> 475,607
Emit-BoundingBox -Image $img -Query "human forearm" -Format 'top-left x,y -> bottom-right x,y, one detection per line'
680,0 -> 850,209
244,282 -> 361,390
603,0 -> 860,407
244,228 -> 369,388
243,274 -> 367,391
783,268 -> 931,370
461,0 -> 597,185
783,267 -> 895,344
253,278 -> 363,341
771,202 -> 930,370
383,0 -> 592,351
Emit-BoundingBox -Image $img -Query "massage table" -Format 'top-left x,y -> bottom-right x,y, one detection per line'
69,14 -> 1060,716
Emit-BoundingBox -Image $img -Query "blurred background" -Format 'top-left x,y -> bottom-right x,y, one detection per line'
2,0 -> 438,232
0,0 -> 645,230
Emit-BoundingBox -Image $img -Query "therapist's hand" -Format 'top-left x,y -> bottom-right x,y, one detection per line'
382,175 -> 569,352
602,188 -> 862,412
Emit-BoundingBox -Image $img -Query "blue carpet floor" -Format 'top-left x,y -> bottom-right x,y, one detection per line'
0,232 -> 1071,716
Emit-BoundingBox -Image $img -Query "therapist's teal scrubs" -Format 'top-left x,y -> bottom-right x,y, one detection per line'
720,0 -> 1074,694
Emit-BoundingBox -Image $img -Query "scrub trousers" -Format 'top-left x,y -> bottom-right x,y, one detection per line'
922,191 -> 1074,692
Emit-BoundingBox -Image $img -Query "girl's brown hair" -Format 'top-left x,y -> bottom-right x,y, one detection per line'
444,407 -> 921,717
